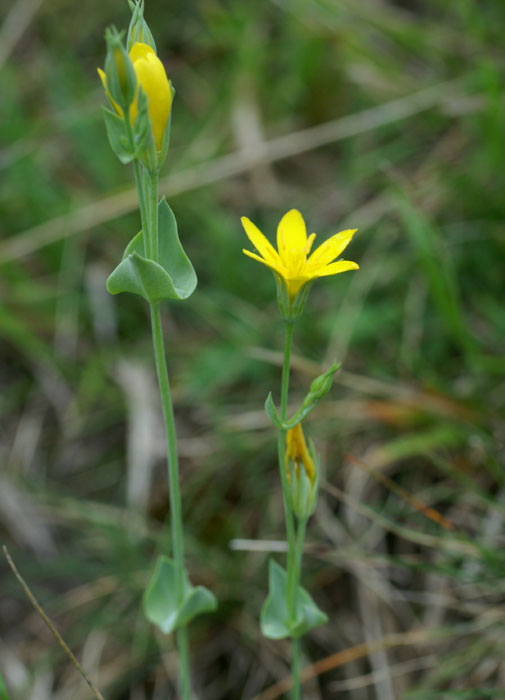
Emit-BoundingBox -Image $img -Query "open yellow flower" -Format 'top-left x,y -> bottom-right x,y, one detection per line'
241,209 -> 358,299
286,423 -> 315,484
98,42 -> 172,151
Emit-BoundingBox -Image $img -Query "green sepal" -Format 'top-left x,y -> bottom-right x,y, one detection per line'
274,275 -> 313,322
104,27 -> 137,110
106,198 -> 197,303
127,0 -> 156,53
143,555 -> 217,634
156,84 -> 175,169
265,392 -> 282,428
260,560 -> 328,639
102,107 -> 135,164
134,86 -> 157,167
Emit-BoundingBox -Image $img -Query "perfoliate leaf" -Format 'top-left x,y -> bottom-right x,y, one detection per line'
260,560 -> 291,639
264,393 -> 282,428
102,107 -> 134,164
260,560 -> 328,640
106,198 -> 197,303
157,198 -> 197,299
177,585 -> 217,629
143,555 -> 217,634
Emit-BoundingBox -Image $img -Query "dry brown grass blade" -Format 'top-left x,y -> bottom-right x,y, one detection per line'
0,79 -> 463,263
2,546 -> 107,700
250,628 -> 433,700
344,452 -> 455,531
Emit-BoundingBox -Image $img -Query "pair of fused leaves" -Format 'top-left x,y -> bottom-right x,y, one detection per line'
106,197 -> 197,304
143,555 -> 217,634
261,560 -> 327,639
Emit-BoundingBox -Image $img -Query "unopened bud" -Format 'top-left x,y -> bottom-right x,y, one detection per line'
103,28 -> 137,109
127,0 -> 156,53
302,361 -> 340,408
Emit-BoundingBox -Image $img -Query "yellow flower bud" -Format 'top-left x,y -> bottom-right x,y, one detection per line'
99,42 -> 172,152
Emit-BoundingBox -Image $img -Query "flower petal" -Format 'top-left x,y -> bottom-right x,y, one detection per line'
241,217 -> 281,266
129,42 -> 156,62
242,249 -> 285,277
316,260 -> 359,277
307,229 -> 357,269
97,68 -> 124,117
130,45 -> 172,150
277,210 -> 307,266
305,233 -> 316,255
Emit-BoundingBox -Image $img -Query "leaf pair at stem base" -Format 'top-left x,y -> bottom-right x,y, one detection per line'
261,560 -> 328,640
143,555 -> 217,634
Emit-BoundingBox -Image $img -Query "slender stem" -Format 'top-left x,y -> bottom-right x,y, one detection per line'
177,627 -> 191,699
125,118 -> 151,259
143,166 -> 190,698
150,304 -> 186,598
287,519 -> 307,700
291,637 -> 301,700
278,322 -> 296,560
287,518 -> 307,618
146,169 -> 159,262
134,160 -> 151,256
276,321 -> 305,700
150,303 -> 190,698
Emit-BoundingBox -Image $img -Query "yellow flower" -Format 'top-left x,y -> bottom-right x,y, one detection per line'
99,42 -> 172,151
285,423 -> 315,484
241,209 -> 358,299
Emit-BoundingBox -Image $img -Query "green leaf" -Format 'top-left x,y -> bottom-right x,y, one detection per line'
106,198 -> 197,303
177,585 -> 217,629
260,560 -> 328,639
264,392 -> 282,428
102,107 -> 134,164
143,555 -> 217,634
157,198 -> 197,299
261,560 -> 291,639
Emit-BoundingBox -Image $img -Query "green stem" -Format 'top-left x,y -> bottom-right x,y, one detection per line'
278,322 -> 296,563
150,304 -> 186,596
277,321 -> 305,700
150,303 -> 190,698
143,166 -> 190,698
291,637 -> 301,700
124,119 -> 151,259
177,627 -> 191,699
287,518 -> 306,618
287,519 -> 307,700
146,169 -> 159,262
134,160 -> 149,251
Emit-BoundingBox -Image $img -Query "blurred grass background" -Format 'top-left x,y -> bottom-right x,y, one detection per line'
1,0 -> 505,698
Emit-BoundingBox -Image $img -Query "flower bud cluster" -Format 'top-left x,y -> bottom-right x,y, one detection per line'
99,3 -> 173,169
